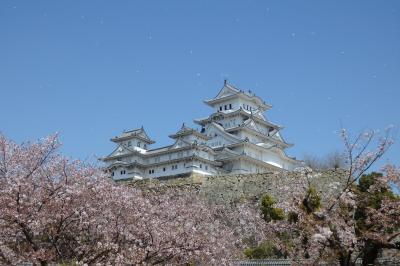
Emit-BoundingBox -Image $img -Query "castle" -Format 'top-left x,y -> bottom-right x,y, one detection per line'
102,81 -> 300,180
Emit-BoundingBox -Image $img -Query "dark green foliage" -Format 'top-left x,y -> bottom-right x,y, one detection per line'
302,186 -> 321,213
261,194 -> 276,206
355,172 -> 398,234
270,208 -> 285,221
301,235 -> 310,259
287,211 -> 299,223
244,241 -> 283,259
261,194 -> 285,222
353,172 -> 400,265
358,172 -> 383,192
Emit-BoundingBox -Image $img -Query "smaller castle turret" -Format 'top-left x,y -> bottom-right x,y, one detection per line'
110,126 -> 155,150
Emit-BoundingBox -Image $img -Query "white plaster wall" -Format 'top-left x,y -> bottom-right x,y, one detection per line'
253,122 -> 270,135
121,138 -> 151,150
111,166 -> 142,180
213,99 -> 241,113
212,97 -> 261,113
230,160 -> 248,174
111,159 -> 217,180
107,154 -> 146,166
109,145 -> 217,180
238,98 -> 258,112
217,116 -> 242,129
237,131 -> 264,144
206,134 -> 234,148
261,150 -> 285,169
181,134 -> 207,145
144,161 -> 187,178
229,145 -> 291,170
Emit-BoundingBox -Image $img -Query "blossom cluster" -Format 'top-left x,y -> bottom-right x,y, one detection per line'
0,134 -> 236,265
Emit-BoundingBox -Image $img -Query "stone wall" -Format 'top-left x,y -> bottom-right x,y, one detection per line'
125,169 -> 349,206
200,169 -> 348,205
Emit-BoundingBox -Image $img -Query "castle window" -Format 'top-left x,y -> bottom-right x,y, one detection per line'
200,164 -> 202,168
205,165 -> 208,170
111,172 -> 114,176
127,141 -> 131,147
163,167 -> 166,172
144,144 -> 147,149
137,141 -> 141,147
224,105 -> 227,110
120,170 -> 126,175
229,103 -> 232,109
219,106 -> 222,111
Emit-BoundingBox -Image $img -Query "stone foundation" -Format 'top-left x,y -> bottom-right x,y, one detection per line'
125,169 -> 348,205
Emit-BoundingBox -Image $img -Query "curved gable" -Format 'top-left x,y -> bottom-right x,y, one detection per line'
204,122 -> 241,147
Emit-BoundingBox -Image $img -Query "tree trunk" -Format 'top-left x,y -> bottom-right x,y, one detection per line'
362,242 -> 379,266
339,252 -> 355,266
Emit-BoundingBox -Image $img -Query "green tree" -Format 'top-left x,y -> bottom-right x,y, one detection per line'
302,186 -> 321,213
355,172 -> 400,265
260,194 -> 285,222
244,241 -> 283,259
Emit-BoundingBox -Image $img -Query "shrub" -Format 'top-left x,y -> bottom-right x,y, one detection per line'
261,194 -> 285,222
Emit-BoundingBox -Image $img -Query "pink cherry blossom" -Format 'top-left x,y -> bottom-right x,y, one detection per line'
0,134 -> 237,265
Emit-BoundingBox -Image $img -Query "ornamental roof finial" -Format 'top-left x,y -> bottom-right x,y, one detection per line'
181,122 -> 186,128
224,79 -> 227,85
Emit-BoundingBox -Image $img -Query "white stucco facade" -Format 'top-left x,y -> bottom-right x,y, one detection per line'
102,81 -> 300,180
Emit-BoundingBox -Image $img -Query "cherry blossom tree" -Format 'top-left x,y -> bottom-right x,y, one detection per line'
1,128 -> 397,265
0,134 -> 236,265
246,127 -> 399,266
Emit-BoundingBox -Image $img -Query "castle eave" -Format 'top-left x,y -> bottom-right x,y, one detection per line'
204,92 -> 272,111
111,135 -> 155,144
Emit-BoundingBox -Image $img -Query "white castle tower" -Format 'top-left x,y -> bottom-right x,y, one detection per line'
102,81 -> 300,180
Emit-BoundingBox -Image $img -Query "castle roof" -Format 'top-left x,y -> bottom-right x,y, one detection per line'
194,107 -> 281,129
105,154 -> 222,170
204,81 -> 272,111
111,126 -> 155,144
168,123 -> 211,140
214,150 -> 284,171
102,137 -> 217,162
225,125 -> 292,149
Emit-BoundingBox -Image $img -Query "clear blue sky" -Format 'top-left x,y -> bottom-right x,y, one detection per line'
1,1 -> 399,168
